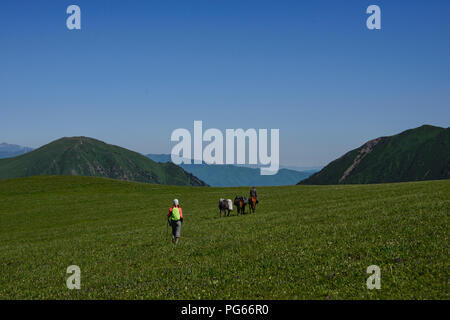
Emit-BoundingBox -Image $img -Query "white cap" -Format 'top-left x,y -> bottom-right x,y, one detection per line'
173,199 -> 179,206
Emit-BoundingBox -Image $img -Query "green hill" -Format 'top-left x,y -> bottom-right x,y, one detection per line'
0,137 -> 207,186
147,154 -> 317,186
300,125 -> 450,185
0,175 -> 447,299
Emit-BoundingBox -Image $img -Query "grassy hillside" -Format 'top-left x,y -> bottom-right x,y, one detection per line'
0,176 -> 448,299
0,137 -> 206,186
147,154 -> 316,186
300,125 -> 450,185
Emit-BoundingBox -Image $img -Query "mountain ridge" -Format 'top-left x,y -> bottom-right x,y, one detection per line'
146,154 -> 317,186
0,142 -> 33,159
299,125 -> 449,185
0,137 -> 207,186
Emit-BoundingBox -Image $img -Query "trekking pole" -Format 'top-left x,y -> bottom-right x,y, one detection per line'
166,218 -> 169,240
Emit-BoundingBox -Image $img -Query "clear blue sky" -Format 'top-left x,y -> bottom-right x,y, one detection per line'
1,0 -> 449,166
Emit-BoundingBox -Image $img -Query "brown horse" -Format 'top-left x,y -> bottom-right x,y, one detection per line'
234,196 -> 247,215
249,196 -> 257,213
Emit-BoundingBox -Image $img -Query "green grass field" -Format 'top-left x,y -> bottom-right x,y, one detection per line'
0,176 -> 448,299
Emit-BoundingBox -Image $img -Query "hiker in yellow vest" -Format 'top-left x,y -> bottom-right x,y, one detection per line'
168,199 -> 183,244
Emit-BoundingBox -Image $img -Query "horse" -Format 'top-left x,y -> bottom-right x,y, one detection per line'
249,196 -> 257,214
234,196 -> 248,215
218,198 -> 233,217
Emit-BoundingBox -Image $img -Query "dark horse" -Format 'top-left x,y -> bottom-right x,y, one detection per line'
248,196 -> 257,214
234,196 -> 248,215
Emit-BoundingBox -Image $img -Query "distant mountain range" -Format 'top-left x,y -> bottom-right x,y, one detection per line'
299,125 -> 449,185
225,162 -> 323,173
0,137 -> 207,186
146,154 -> 317,186
0,143 -> 33,159
2,124 -> 447,187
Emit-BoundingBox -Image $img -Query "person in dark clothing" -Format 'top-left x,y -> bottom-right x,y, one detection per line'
249,187 -> 258,203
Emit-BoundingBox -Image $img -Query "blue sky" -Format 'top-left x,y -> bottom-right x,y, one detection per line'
1,0 -> 449,166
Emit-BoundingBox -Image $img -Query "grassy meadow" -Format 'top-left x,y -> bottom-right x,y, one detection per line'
0,176 -> 448,299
